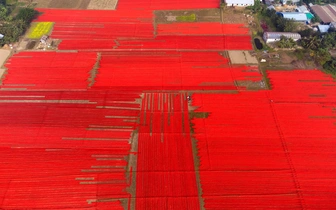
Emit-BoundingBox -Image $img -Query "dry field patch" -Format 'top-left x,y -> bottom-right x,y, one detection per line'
228,51 -> 258,65
0,49 -> 11,80
87,0 -> 118,10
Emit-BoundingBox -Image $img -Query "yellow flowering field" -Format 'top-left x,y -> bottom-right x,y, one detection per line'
28,22 -> 54,39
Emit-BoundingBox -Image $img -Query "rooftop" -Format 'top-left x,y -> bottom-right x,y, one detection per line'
317,24 -> 330,33
263,32 -> 302,40
311,4 -> 336,23
296,5 -> 309,13
277,12 -> 308,22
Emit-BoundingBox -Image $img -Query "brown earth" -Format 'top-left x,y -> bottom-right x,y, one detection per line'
47,0 -> 90,9
87,0 -> 118,10
155,9 -> 221,24
34,0 -> 118,9
221,7 -> 248,24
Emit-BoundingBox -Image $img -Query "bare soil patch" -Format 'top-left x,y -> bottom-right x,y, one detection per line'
33,0 -> 52,8
155,9 -> 221,24
221,7 -> 248,24
0,49 -> 11,81
34,0 -> 118,9
228,51 -> 258,65
36,0 -> 90,9
87,0 -> 118,10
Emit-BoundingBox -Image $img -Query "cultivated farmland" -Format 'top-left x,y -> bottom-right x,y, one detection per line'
0,0 -> 336,209
27,22 -> 54,39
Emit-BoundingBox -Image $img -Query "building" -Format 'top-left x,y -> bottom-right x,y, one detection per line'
282,0 -> 300,5
310,4 -> 336,24
226,0 -> 254,6
296,5 -> 309,13
277,12 -> 308,23
317,25 -> 330,33
263,32 -> 301,43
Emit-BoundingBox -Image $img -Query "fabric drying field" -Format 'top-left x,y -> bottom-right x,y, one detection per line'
0,0 -> 335,209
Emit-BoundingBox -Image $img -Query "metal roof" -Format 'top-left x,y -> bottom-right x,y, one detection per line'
277,12 -> 308,21
264,32 -> 302,40
296,5 -> 309,13
318,25 -> 330,33
311,4 -> 336,23
306,13 -> 314,20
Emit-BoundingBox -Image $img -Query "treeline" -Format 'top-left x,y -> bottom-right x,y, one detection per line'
0,2 -> 38,46
297,31 -> 336,73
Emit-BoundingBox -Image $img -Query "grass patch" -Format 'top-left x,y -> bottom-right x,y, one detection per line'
176,14 -> 196,22
28,22 -> 54,39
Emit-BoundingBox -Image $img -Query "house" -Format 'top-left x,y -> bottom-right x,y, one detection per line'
263,32 -> 301,43
310,4 -> 336,24
296,5 -> 309,13
277,12 -> 308,23
225,0 -> 254,6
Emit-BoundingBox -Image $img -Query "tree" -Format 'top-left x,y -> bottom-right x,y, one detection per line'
311,48 -> 331,65
299,28 -> 316,38
277,36 -> 297,48
283,19 -> 296,32
321,32 -> 336,50
323,58 -> 336,74
0,4 -> 38,46
0,4 -> 8,21
311,16 -> 321,23
16,8 -> 38,25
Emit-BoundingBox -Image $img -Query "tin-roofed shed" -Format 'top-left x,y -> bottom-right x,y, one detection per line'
263,32 -> 301,43
277,12 -> 308,22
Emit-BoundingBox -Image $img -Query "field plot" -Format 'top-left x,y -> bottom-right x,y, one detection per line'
87,0 -> 119,10
157,23 -> 249,36
93,51 -> 261,90
34,9 -> 252,51
155,9 -> 221,24
191,69 -> 336,209
2,0 -> 336,208
136,93 -> 200,209
35,0 -> 91,9
0,49 -> 10,80
1,51 -> 96,90
27,22 -> 54,39
267,70 -> 336,209
116,0 -> 219,10
0,90 -> 141,209
228,50 -> 258,65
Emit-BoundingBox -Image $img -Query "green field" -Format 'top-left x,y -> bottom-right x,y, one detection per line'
28,22 -> 54,39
